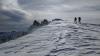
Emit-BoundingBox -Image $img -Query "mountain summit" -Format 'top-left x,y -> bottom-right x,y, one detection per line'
0,21 -> 100,56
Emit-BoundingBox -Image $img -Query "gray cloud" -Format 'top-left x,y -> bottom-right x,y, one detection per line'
18,0 -> 100,10
0,10 -> 24,22
0,0 -> 32,32
17,0 -> 100,18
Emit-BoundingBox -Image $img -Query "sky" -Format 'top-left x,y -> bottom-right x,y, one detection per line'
0,0 -> 100,31
18,0 -> 100,19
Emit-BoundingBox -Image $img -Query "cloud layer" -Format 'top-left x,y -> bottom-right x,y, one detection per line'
0,0 -> 32,31
18,0 -> 100,18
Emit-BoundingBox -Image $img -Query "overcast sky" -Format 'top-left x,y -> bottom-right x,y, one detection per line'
0,0 -> 100,31
18,0 -> 100,18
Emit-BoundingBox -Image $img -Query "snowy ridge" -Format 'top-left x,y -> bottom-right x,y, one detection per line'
0,21 -> 100,56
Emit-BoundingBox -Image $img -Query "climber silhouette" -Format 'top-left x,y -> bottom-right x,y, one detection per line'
78,17 -> 81,24
74,17 -> 77,24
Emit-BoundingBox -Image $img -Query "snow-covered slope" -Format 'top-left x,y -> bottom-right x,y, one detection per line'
0,21 -> 100,56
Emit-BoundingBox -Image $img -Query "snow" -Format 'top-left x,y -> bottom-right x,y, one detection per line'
0,21 -> 100,56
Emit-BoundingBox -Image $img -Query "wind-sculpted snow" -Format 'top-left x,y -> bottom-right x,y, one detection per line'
0,21 -> 100,56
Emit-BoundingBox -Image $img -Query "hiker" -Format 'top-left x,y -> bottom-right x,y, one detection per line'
78,17 -> 81,24
74,17 -> 77,24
